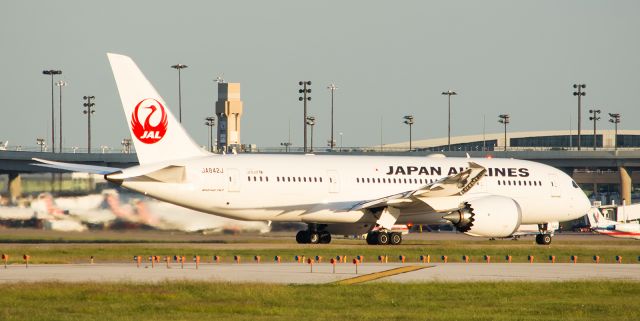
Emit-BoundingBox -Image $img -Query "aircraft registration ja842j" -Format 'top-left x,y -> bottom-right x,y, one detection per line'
34,53 -> 592,245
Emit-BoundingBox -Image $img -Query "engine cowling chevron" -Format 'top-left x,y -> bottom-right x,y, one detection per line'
444,195 -> 522,238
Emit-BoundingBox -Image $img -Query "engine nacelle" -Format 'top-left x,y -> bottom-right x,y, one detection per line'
444,195 -> 522,238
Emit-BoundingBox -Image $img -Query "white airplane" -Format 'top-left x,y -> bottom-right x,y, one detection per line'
34,53 -> 591,245
586,207 -> 640,240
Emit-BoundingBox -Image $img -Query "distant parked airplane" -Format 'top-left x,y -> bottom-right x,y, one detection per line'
586,207 -> 640,240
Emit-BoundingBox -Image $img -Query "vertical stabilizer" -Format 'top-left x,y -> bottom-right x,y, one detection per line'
107,53 -> 207,165
586,207 -> 615,228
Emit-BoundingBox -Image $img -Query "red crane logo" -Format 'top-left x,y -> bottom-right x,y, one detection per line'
131,98 -> 168,144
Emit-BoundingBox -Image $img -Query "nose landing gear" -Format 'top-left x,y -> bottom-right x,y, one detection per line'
535,223 -> 553,245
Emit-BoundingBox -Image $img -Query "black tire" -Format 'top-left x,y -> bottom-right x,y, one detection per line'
319,232 -> 332,244
535,234 -> 543,245
377,232 -> 390,245
296,231 -> 307,244
389,232 -> 402,245
308,232 -> 320,244
366,232 -> 378,245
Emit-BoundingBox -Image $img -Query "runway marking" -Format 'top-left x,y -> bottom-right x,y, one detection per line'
335,265 -> 430,285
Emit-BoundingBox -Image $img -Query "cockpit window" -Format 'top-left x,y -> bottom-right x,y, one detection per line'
572,180 -> 579,188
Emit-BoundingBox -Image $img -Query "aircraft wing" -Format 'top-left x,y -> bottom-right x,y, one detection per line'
32,158 -> 122,175
350,161 -> 486,212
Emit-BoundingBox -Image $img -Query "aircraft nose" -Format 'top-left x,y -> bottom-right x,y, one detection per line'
578,192 -> 591,215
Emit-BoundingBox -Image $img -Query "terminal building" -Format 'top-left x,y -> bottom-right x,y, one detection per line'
382,130 -> 640,152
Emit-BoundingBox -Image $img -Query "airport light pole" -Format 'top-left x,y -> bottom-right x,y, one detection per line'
43,69 -> 62,153
589,109 -> 600,150
608,113 -> 621,151
441,90 -> 457,151
572,84 -> 586,150
403,115 -> 414,152
171,64 -> 188,123
280,142 -> 292,153
306,116 -> 316,152
121,138 -> 132,153
498,114 -> 510,151
36,138 -> 45,152
339,132 -> 343,152
205,116 -> 215,152
55,80 -> 67,152
298,81 -> 312,152
327,83 -> 338,150
82,96 -> 96,153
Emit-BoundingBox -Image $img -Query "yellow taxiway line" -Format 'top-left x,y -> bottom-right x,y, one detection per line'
335,265 -> 431,285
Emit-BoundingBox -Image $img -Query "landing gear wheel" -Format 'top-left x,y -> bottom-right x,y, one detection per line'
308,232 -> 320,244
319,231 -> 332,244
377,232 -> 390,245
296,231 -> 307,244
389,232 -> 402,245
535,234 -> 552,245
366,231 -> 378,245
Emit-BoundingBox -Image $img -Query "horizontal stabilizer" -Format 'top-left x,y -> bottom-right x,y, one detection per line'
32,158 -> 121,175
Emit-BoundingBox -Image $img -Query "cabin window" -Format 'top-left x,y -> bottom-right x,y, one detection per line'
319,177 -> 323,183
266,177 -> 269,182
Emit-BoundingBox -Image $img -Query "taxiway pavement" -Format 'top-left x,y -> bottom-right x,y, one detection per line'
1,263 -> 638,284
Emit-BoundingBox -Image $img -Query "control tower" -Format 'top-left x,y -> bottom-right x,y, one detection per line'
215,82 -> 243,152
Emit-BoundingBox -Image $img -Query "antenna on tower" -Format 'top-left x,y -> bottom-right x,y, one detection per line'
214,74 -> 225,84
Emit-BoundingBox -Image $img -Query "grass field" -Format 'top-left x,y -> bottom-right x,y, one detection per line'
0,281 -> 638,321
0,239 -> 638,264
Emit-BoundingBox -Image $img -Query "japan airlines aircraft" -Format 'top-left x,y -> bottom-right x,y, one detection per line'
586,207 -> 640,240
34,53 -> 591,245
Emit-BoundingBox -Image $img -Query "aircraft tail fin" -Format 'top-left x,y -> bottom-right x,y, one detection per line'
107,53 -> 207,165
586,207 -> 615,228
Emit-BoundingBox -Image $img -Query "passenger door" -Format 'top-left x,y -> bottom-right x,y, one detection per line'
548,173 -> 560,197
228,168 -> 240,192
327,170 -> 340,193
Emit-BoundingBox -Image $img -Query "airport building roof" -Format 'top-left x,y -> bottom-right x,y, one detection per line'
382,130 -> 640,151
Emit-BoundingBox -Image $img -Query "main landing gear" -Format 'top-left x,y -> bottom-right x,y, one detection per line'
366,230 -> 403,245
535,223 -> 552,245
296,224 -> 331,244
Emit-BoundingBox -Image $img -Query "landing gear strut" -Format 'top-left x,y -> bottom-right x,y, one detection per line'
535,223 -> 552,245
296,225 -> 332,244
366,231 -> 402,245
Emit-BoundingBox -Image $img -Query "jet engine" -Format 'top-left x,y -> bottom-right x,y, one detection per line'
443,195 -> 522,237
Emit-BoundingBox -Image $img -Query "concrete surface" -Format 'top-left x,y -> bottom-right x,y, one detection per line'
1,262 -> 638,284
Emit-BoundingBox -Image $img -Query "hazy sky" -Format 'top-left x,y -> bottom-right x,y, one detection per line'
1,0 -> 639,151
